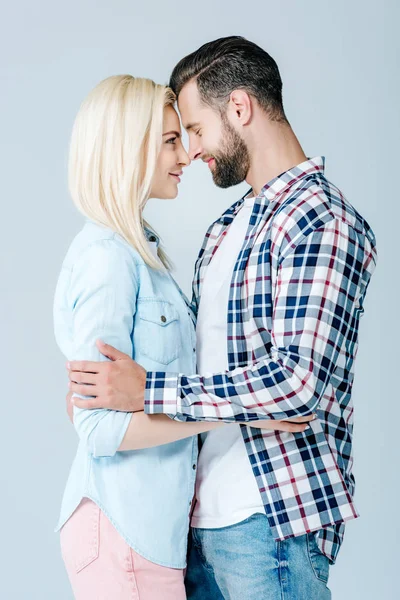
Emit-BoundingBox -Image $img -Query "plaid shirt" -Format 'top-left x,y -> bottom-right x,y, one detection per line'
145,157 -> 377,563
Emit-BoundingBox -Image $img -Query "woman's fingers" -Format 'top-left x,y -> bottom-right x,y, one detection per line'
252,420 -> 312,432
250,413 -> 317,432
288,414 -> 317,424
276,421 -> 310,432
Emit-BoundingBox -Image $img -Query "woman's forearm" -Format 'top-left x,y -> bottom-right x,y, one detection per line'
118,411 -> 314,451
118,412 -> 225,451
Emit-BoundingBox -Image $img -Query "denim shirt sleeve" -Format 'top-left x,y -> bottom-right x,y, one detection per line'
69,238 -> 138,458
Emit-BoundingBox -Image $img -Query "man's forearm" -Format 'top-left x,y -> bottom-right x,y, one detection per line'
145,222 -> 359,423
144,359 -> 317,423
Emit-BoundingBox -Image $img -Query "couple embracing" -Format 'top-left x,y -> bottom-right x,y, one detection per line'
54,36 -> 377,600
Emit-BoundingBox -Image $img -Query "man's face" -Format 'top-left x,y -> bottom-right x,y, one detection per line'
177,80 -> 250,188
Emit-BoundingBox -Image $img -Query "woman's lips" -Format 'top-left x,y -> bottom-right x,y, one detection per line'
169,172 -> 182,183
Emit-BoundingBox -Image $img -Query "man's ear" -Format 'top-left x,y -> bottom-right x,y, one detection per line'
227,89 -> 253,126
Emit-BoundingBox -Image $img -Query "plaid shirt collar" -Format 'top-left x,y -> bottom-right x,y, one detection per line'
218,156 -> 326,226
260,155 -> 325,202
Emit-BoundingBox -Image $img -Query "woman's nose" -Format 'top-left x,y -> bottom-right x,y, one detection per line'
179,148 -> 191,167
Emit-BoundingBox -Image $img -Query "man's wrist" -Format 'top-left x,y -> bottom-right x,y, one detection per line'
144,371 -> 180,417
132,364 -> 147,412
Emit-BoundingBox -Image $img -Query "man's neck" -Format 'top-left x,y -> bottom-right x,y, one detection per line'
245,121 -> 307,196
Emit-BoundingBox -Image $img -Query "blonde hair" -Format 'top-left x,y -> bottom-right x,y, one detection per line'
68,75 -> 175,269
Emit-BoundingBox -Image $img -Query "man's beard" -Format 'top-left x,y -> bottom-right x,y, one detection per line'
211,116 -> 250,189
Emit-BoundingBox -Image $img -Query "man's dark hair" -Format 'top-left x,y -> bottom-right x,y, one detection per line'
169,36 -> 287,122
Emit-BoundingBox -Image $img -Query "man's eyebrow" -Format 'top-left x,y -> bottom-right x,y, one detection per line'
162,130 -> 181,137
184,122 -> 200,131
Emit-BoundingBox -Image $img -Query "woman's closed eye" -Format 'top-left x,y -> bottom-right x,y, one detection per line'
166,136 -> 177,145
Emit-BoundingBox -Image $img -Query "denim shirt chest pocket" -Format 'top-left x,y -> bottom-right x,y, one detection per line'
135,298 -> 181,365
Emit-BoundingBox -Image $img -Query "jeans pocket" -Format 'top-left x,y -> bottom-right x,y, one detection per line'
306,533 -> 330,584
60,498 -> 100,574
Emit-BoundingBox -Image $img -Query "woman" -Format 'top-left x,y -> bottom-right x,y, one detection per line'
54,75 -> 310,599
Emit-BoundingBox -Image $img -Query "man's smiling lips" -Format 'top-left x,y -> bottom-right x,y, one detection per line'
204,157 -> 215,169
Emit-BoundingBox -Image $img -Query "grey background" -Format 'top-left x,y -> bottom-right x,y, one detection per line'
1,1 -> 398,598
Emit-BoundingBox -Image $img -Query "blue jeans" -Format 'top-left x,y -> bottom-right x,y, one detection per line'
185,514 -> 331,600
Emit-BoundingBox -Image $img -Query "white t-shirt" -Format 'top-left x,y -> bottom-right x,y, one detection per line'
191,196 -> 265,529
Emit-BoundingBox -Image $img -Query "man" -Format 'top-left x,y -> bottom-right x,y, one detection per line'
67,37 -> 377,599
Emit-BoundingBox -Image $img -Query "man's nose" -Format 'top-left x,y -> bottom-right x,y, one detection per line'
189,141 -> 202,161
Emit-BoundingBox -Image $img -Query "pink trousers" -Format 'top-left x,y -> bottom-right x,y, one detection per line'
60,498 -> 186,600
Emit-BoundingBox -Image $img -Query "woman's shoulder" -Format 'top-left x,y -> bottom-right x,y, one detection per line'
61,221 -> 144,270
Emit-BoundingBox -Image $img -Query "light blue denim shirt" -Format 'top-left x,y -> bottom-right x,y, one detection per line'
53,221 -> 198,568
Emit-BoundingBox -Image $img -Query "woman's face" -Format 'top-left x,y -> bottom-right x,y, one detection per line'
149,105 -> 190,199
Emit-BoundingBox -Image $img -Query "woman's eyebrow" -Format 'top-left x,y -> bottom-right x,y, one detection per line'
162,131 -> 181,137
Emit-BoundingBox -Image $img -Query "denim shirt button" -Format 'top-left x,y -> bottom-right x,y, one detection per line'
160,315 -> 167,323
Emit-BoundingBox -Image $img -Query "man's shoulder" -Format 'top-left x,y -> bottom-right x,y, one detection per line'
269,174 -> 375,252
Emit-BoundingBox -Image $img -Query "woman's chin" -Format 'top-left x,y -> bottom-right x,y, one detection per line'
163,187 -> 179,200
151,185 -> 178,200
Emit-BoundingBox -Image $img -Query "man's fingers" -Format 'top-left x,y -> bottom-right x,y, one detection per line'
73,396 -> 102,410
66,391 -> 74,424
67,360 -> 100,373
68,371 -> 97,385
69,382 -> 97,397
96,340 -> 129,361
